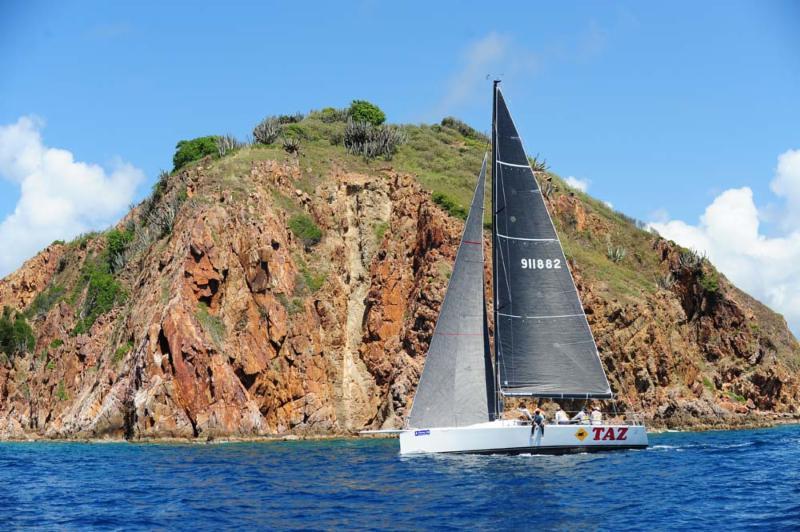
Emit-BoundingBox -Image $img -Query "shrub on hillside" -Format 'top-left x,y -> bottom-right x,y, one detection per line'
432,192 -> 467,220
349,100 -> 386,126
288,214 -> 322,246
440,117 -> 488,142
344,120 -> 406,160
253,117 -> 282,145
0,307 -> 35,358
317,107 -> 349,123
72,257 -> 125,336
107,228 -> 134,272
277,113 -> 304,124
173,136 -> 219,170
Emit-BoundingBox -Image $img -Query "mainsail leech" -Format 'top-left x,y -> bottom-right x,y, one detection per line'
492,85 -> 613,399
407,154 -> 496,428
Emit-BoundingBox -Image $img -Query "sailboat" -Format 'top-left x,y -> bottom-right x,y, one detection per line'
398,82 -> 648,454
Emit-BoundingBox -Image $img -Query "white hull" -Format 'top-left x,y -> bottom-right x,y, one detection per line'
399,420 -> 648,455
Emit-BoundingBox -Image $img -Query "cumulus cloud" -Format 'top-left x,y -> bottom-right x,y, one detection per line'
649,149 -> 800,336
0,116 -> 144,276
564,176 -> 590,193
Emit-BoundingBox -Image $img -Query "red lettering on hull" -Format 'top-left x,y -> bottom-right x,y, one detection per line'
591,427 -> 629,441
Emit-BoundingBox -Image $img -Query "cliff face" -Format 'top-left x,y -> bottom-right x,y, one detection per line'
1,126 -> 798,439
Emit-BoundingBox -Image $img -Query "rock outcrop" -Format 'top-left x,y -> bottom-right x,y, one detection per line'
1,150 -> 798,440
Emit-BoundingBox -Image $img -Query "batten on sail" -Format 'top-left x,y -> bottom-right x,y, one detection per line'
407,154 -> 496,429
492,85 -> 613,400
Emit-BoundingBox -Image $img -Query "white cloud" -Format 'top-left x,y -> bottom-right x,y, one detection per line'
0,116 -> 143,276
564,176 -> 590,192
649,149 -> 800,336
435,32 -> 515,117
603,200 -> 614,209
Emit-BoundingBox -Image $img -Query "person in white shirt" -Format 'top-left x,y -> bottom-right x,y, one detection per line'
590,406 -> 603,425
554,405 -> 569,424
571,408 -> 588,424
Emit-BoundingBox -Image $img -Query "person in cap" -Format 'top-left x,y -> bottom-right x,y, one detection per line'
554,404 -> 569,425
590,405 -> 603,425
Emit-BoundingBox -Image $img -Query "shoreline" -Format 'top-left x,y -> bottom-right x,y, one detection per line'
2,417 -> 798,444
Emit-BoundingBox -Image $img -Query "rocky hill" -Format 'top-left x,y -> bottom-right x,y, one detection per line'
1,110 -> 798,440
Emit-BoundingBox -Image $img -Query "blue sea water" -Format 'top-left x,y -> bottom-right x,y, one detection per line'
0,425 -> 798,530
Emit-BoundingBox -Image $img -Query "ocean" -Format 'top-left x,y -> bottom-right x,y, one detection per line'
1,425 -> 798,530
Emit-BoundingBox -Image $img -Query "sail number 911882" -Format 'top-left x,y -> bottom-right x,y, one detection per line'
520,258 -> 562,270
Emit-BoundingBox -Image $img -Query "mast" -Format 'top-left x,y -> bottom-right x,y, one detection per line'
491,84 -> 613,400
491,80 -> 503,417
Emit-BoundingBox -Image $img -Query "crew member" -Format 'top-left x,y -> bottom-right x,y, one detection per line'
533,408 -> 546,436
590,406 -> 603,425
571,408 -> 588,424
554,405 -> 569,425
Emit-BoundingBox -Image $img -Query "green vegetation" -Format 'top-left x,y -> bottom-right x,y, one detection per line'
291,254 -> 326,296
50,338 -> 64,349
56,379 -> 68,401
432,192 -> 467,220
72,255 -> 126,336
702,377 -> 715,392
173,136 -> 219,170
440,117 -> 488,142
69,231 -> 99,250
253,116 -> 282,145
316,107 -> 348,123
46,360 -> 55,371
196,303 -> 226,346
699,269 -> 720,295
0,307 -> 35,358
343,120 -> 406,160
374,221 -> 389,241
106,228 -> 133,271
112,340 -> 133,364
288,214 -> 323,246
348,100 -> 385,126
26,284 -> 65,318
727,390 -> 747,404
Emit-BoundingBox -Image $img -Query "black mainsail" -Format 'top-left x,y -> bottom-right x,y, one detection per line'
408,155 -> 496,428
492,83 -> 612,399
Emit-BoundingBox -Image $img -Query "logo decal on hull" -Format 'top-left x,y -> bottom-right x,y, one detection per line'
414,429 -> 430,437
574,428 -> 588,441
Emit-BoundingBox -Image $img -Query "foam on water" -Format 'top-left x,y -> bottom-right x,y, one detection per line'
1,424 -> 799,529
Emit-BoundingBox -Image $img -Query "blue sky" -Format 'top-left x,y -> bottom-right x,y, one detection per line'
2,1 -> 800,332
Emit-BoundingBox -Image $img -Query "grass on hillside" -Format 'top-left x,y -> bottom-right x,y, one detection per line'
173,111 -> 675,305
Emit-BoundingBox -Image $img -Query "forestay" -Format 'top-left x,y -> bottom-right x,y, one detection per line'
492,86 -> 612,399
408,155 -> 496,428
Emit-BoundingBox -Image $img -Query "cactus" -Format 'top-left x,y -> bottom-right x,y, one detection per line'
678,249 -> 704,272
216,134 -> 243,157
529,154 -> 549,173
253,117 -> 282,145
607,244 -> 627,263
657,272 -> 676,290
343,119 -> 406,160
282,136 -> 300,154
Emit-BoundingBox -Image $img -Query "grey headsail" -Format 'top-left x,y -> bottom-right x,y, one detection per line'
492,84 -> 612,399
408,154 -> 496,428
